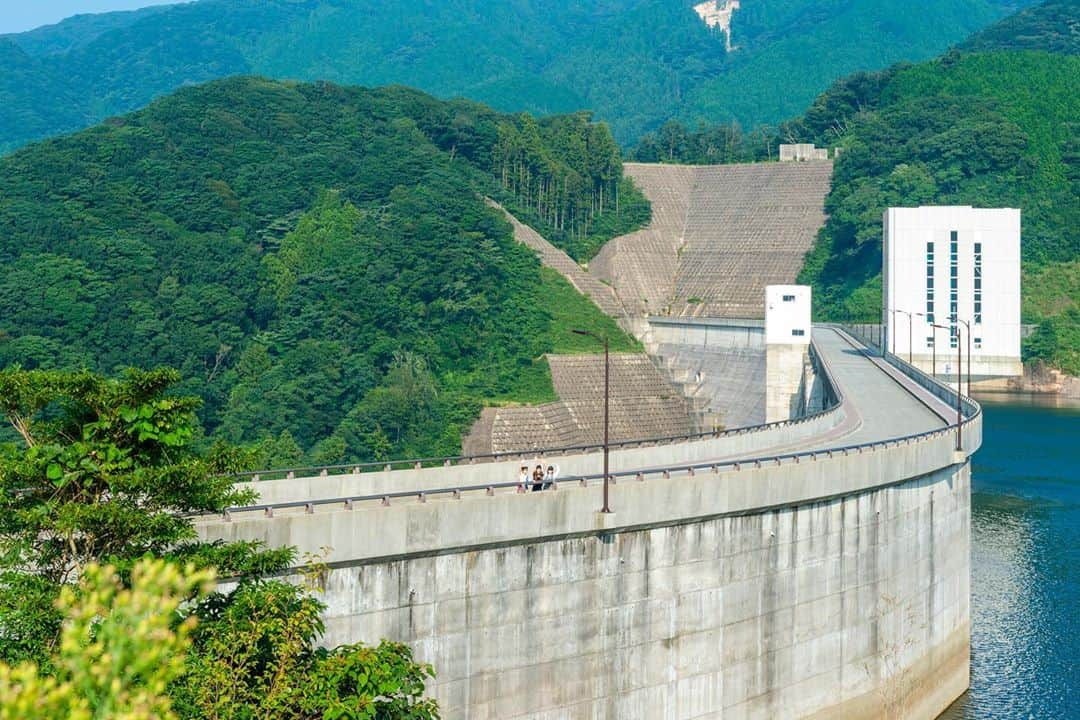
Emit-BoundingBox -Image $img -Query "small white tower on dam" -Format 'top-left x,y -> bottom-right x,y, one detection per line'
765,284 -> 811,422
883,206 -> 1022,378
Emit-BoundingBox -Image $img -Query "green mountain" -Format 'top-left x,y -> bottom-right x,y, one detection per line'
0,0 -> 1031,152
960,0 -> 1080,54
791,47 -> 1080,373
0,77 -> 644,465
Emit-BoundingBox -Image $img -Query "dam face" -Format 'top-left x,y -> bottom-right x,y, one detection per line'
201,325 -> 978,718
309,463 -> 969,719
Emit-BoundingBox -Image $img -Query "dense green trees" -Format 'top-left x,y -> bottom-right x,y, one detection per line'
960,0 -> 1080,54
0,78 -> 641,464
0,367 -> 264,668
0,369 -> 439,719
631,119 -> 775,164
791,50 -> 1079,373
0,0 -> 1030,151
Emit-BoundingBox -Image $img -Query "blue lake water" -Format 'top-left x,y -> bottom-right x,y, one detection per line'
941,399 -> 1079,719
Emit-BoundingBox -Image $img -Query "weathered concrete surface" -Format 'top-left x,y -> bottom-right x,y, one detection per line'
766,345 -> 808,424
198,328 -> 975,718
213,459 -> 969,719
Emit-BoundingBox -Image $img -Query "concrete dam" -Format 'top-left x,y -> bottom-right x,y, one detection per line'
196,161 -> 975,719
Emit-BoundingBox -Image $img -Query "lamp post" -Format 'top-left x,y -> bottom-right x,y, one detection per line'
889,308 -> 896,356
954,320 -> 963,451
957,318 -> 972,398
918,315 -> 964,451
572,329 -> 611,513
914,312 -> 937,378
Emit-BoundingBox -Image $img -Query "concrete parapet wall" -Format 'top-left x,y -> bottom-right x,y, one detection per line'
198,418 -> 976,565
232,398 -> 847,507
647,317 -> 765,350
199,328 -> 978,718
200,429 -> 973,719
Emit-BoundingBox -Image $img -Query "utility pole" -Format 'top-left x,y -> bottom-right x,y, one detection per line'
956,322 -> 963,451
918,313 -> 963,451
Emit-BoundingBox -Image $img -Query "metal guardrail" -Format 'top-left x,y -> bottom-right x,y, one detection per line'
231,339 -> 844,483
838,324 -> 979,420
215,425 -> 969,521
214,335 -> 868,519
211,329 -> 982,521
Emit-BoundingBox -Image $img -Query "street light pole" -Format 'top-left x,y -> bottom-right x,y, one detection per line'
932,325 -> 937,378
889,308 -> 896,356
917,314 -> 962,451
955,322 -> 963,451
602,335 -> 610,513
572,329 -> 611,513
888,308 -> 914,364
900,309 -> 913,364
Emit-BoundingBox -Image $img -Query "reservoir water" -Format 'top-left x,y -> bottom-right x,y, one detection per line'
941,399 -> 1079,719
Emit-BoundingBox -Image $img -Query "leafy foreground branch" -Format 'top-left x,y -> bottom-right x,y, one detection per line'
0,559 -> 437,720
0,368 -> 439,718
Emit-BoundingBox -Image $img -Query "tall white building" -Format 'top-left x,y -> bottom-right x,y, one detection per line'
883,206 -> 1022,378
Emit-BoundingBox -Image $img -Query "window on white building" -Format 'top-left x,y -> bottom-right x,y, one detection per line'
792,329 -> 805,337
950,231 -> 959,349
926,241 -> 935,323
974,241 -> 983,325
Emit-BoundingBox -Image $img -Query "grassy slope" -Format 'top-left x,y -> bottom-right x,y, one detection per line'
485,267 -> 643,406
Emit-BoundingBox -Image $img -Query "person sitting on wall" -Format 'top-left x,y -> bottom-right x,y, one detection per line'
532,464 -> 545,492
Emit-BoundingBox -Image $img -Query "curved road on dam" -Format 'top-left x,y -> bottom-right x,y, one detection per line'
204,325 -> 964,520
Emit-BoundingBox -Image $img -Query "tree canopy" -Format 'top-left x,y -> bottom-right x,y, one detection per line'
790,50 -> 1079,373
0,0 -> 1031,151
0,77 -> 642,465
0,369 -> 440,719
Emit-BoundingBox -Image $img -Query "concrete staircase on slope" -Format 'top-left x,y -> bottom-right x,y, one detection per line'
590,164 -> 695,315
470,353 -> 698,455
653,343 -> 766,429
674,162 -> 832,318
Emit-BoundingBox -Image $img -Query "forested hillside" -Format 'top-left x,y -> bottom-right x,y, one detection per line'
634,1 -> 1080,374
0,77 -> 643,466
0,0 -> 1030,151
792,50 -> 1079,373
960,0 -> 1080,54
